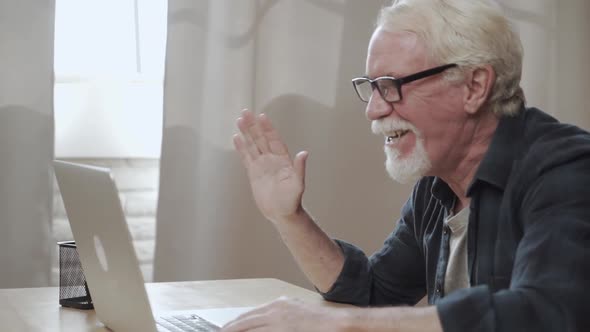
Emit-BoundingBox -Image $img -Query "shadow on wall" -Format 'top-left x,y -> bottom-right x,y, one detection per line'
154,89 -> 412,288
154,0 -> 412,287
154,120 -> 308,285
262,94 -> 414,258
0,105 -> 53,288
153,94 -> 339,287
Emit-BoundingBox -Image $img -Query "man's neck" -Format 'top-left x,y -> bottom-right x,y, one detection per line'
440,112 -> 499,210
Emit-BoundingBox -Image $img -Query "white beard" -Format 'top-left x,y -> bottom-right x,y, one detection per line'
384,137 -> 432,184
372,119 -> 432,184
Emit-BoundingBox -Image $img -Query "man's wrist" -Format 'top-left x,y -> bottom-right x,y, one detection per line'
324,308 -> 363,332
282,205 -> 308,223
337,308 -> 373,332
274,206 -> 310,230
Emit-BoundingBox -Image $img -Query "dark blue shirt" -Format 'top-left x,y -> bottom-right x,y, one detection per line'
320,108 -> 590,331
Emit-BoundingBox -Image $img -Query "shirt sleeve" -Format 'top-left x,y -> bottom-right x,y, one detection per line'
319,193 -> 427,307
437,161 -> 590,332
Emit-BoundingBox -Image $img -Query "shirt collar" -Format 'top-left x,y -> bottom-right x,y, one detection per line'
431,107 -> 526,202
431,177 -> 455,210
466,108 -> 526,196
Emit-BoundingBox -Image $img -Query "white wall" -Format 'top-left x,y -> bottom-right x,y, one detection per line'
503,0 -> 590,128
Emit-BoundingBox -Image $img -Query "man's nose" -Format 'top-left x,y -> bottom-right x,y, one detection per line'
365,90 -> 394,121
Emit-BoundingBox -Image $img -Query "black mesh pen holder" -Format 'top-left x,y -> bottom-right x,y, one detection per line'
58,241 -> 94,310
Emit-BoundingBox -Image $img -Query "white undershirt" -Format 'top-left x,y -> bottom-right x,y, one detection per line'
444,206 -> 470,295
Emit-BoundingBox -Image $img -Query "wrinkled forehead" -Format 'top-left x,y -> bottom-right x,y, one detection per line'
366,27 -> 429,78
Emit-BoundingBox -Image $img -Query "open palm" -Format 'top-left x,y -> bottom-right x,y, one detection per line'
233,110 -> 308,223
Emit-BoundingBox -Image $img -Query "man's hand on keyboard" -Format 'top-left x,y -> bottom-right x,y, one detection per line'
220,296 -> 345,332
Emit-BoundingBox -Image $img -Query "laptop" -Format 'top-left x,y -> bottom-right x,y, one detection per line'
53,160 -> 252,332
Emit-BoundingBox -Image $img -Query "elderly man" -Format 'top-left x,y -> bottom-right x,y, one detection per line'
224,0 -> 590,331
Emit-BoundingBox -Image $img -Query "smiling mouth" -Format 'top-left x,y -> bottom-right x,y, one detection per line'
386,130 -> 410,143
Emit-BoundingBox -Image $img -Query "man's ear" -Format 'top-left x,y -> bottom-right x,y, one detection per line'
463,65 -> 496,115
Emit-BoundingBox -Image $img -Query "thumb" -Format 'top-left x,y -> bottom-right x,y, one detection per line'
293,151 -> 309,183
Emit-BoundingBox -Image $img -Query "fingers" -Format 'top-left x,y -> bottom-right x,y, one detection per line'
293,151 -> 309,184
234,109 -> 293,162
233,134 -> 252,167
236,114 -> 262,160
221,297 -> 290,332
221,313 -> 266,332
237,110 -> 271,159
258,113 -> 290,156
221,297 -> 304,332
245,111 -> 271,154
227,296 -> 282,325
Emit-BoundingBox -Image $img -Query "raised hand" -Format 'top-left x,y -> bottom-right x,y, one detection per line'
233,109 -> 309,224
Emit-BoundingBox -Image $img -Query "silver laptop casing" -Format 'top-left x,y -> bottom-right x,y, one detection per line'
54,160 -> 158,332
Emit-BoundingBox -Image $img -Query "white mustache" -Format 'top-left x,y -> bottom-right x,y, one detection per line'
371,118 -> 418,135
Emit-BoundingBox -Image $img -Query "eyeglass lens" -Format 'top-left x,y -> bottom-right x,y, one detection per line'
355,79 -> 399,102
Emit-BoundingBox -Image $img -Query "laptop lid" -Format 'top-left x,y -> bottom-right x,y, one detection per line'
53,160 -> 158,332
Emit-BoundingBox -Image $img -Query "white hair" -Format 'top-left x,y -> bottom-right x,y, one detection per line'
377,0 -> 526,116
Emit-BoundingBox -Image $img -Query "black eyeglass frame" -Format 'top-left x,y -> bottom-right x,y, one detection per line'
352,63 -> 458,103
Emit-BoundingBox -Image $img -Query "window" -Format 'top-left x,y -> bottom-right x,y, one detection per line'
54,0 -> 168,158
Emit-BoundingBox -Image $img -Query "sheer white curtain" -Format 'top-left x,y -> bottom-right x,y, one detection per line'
154,0 -> 590,287
153,0 -> 409,286
0,0 -> 55,288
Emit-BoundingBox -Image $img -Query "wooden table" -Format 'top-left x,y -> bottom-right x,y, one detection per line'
0,278 -> 337,332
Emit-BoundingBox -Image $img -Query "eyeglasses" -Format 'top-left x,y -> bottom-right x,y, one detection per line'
351,63 -> 457,103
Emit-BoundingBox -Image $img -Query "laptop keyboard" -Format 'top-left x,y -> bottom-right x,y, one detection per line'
156,314 -> 220,332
